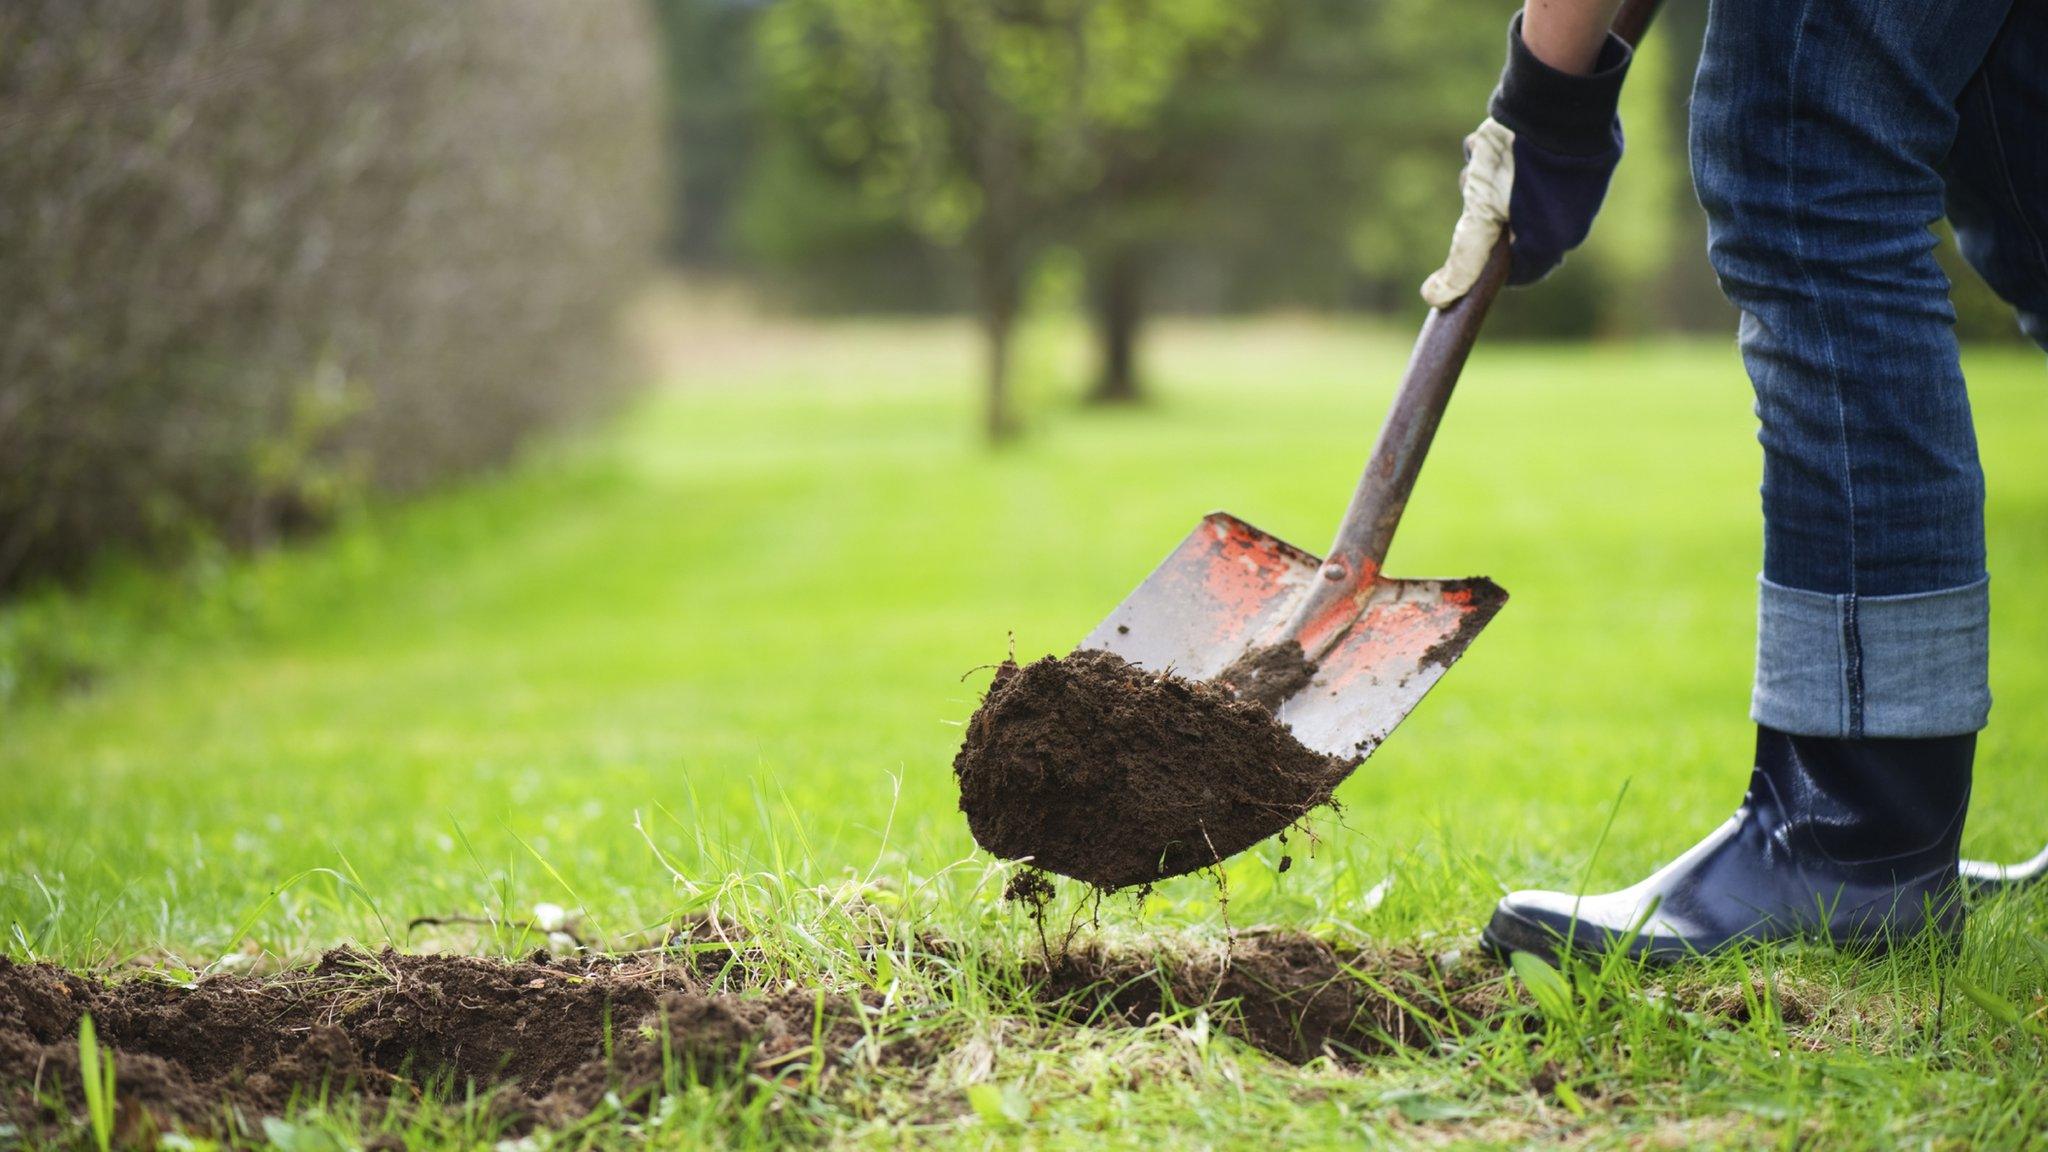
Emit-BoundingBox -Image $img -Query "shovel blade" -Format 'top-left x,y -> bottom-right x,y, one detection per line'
1080,513 -> 1505,760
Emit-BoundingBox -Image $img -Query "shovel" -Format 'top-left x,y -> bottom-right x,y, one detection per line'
1081,0 -> 1661,761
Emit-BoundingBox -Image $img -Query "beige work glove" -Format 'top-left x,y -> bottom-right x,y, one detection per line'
1419,119 -> 1516,309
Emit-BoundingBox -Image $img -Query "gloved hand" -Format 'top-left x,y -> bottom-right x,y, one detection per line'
1421,13 -> 1634,308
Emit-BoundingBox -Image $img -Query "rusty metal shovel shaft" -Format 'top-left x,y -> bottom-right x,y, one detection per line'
1082,0 -> 1662,759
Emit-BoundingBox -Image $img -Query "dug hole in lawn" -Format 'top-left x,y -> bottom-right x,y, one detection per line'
953,648 -> 1356,892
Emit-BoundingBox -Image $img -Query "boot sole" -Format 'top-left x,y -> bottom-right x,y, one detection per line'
1480,903 -> 1963,966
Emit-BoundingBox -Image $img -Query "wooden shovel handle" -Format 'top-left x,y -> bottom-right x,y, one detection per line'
1321,0 -> 1664,578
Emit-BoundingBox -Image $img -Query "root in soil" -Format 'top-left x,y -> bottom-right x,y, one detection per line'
2,932 -> 1508,1139
954,650 -> 1355,891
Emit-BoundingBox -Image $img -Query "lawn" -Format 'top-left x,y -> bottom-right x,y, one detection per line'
4,311 -> 2047,1148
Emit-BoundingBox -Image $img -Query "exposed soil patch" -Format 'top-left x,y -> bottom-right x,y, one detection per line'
1031,930 -> 1511,1064
3,931 -> 1516,1141
3,923 -> 1832,1139
1213,641 -> 1319,715
954,651 -> 1356,891
0,947 -> 880,1140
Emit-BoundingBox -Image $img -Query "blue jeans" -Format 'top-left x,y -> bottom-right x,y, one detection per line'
1691,0 -> 2048,739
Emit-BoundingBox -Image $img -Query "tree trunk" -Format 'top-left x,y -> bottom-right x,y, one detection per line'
1088,247 -> 1146,405
983,303 -> 1016,442
977,241 -> 1022,442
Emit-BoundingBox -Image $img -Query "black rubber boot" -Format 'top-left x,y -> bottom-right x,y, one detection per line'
1482,727 -> 1973,964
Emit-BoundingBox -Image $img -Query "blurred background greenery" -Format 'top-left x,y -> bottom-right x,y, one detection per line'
0,0 -> 2028,596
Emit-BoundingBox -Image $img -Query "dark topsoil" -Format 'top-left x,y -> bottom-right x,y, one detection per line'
1031,930 -> 1509,1065
0,945 -> 879,1139
1212,641 -> 1320,716
954,650 -> 1356,891
2,932 -> 1509,1139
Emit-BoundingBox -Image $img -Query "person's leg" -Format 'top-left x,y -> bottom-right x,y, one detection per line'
1484,0 -> 2015,962
1945,0 -> 2048,352
1937,0 -> 2048,903
1705,1 -> 2010,739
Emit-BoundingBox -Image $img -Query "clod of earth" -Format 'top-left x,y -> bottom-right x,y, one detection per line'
953,650 -> 1357,890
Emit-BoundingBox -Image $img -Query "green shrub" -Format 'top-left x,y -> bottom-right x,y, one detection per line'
0,1 -> 662,592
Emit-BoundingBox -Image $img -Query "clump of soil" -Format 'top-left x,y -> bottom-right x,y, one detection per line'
0,947 -> 878,1140
1213,641 -> 1319,715
1030,930 -> 1509,1064
954,650 -> 1356,891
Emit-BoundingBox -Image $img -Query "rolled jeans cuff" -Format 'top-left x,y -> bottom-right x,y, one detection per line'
1752,575 -> 1990,739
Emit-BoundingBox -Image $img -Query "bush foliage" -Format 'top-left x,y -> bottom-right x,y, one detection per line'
0,2 -> 662,591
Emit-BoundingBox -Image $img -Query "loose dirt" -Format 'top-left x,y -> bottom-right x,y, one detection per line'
1417,578 -> 1509,669
1213,641 -> 1320,715
0,947 -> 876,1140
3,931 -> 1514,1139
1033,930 -> 1509,1064
953,650 -> 1356,891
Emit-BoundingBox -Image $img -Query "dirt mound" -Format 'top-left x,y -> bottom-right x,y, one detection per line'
954,650 -> 1355,890
1031,930 -> 1508,1064
0,948 -> 876,1139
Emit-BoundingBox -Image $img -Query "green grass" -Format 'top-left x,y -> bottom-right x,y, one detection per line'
4,314 -> 2047,1148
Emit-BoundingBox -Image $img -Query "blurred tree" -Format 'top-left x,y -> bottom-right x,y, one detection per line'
653,0 -> 953,313
757,0 -> 1265,438
735,132 -> 959,313
1069,20 -> 1280,404
1168,0 -> 1402,314
666,0 -> 2019,353
651,0 -> 761,268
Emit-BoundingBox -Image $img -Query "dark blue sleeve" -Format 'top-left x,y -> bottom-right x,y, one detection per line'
1488,13 -> 1634,286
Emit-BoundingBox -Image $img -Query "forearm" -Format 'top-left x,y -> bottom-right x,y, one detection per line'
1420,0 -> 1635,305
1520,0 -> 1625,75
